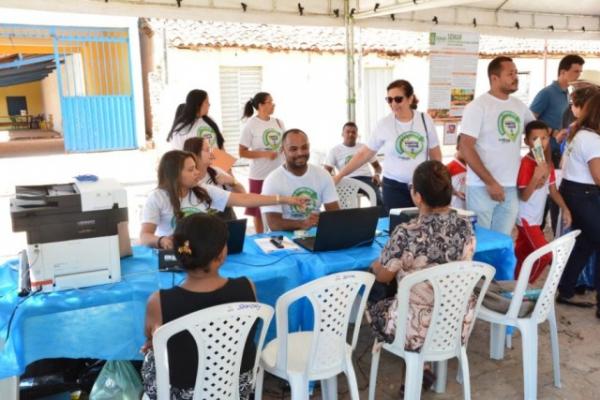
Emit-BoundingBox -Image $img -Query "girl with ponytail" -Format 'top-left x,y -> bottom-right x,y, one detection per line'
238,92 -> 286,233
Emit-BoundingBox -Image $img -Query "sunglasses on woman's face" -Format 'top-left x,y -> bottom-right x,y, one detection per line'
385,96 -> 404,104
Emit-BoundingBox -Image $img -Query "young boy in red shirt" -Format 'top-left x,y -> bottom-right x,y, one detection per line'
515,120 -> 572,283
446,135 -> 467,210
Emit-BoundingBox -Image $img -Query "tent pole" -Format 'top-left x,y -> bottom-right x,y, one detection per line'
344,0 -> 356,122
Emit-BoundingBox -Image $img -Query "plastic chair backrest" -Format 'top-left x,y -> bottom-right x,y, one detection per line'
391,261 -> 495,360
273,271 -> 374,377
336,177 -> 377,209
507,230 -> 579,323
152,302 -> 274,400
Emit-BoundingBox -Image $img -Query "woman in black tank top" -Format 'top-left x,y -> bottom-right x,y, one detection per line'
141,214 -> 257,400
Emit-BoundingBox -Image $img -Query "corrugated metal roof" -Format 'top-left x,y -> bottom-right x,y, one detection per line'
145,18 -> 600,56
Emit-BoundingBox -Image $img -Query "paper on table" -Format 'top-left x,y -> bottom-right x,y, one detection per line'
254,237 -> 302,254
532,137 -> 545,165
212,148 -> 237,171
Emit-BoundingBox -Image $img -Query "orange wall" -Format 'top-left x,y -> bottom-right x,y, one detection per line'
0,81 -> 44,116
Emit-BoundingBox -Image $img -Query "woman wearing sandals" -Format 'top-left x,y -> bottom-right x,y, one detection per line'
239,92 -> 285,233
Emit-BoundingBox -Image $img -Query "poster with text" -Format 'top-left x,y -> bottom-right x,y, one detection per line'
427,31 -> 479,121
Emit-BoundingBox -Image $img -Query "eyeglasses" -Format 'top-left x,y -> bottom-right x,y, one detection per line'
385,96 -> 404,104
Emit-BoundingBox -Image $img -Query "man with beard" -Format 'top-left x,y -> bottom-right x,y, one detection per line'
261,129 -> 340,231
459,56 -> 536,236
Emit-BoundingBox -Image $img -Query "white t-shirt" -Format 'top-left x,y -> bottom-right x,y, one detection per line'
142,184 -> 230,236
170,118 -> 219,150
367,112 -> 439,183
200,166 -> 233,191
562,129 -> 600,185
239,116 -> 285,180
517,155 -> 556,226
324,143 -> 376,177
261,164 -> 339,220
460,93 -> 535,187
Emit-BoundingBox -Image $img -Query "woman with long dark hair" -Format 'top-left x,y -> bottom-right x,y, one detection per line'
140,150 -> 306,250
167,89 -> 225,150
334,80 -> 441,212
239,92 -> 285,233
557,92 -> 600,315
183,136 -> 245,220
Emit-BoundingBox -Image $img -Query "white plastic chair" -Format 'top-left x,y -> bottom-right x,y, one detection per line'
368,261 -> 495,400
336,177 -> 377,209
255,271 -> 375,400
477,230 -> 580,400
152,302 -> 274,400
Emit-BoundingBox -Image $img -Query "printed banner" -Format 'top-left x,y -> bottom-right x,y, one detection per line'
427,31 -> 480,121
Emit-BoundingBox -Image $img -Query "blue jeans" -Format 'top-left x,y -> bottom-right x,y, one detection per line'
382,177 -> 414,214
558,179 -> 600,300
466,185 -> 518,236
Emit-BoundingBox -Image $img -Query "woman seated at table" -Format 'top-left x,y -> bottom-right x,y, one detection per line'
183,136 -> 245,220
367,161 -> 476,387
141,214 -> 257,399
140,150 -> 307,249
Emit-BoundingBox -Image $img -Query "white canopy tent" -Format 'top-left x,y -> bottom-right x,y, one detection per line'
2,0 -> 599,37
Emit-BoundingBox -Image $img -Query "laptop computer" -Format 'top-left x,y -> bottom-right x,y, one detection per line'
293,207 -> 379,252
388,207 -> 419,235
158,218 -> 247,272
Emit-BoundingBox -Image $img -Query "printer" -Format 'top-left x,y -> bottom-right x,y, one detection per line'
10,178 -> 128,292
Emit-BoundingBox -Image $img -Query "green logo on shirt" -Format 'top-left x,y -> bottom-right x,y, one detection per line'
262,129 -> 282,151
497,111 -> 521,142
290,186 -> 318,217
197,126 -> 217,147
344,154 -> 354,165
395,131 -> 425,159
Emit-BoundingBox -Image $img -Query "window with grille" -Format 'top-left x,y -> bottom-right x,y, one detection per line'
219,66 -> 263,157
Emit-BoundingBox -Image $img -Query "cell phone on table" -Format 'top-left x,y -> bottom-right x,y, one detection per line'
270,235 -> 285,249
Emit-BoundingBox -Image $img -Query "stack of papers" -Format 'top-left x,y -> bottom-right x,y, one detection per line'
254,237 -> 302,254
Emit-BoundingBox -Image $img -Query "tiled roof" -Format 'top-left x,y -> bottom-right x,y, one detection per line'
144,19 -> 600,56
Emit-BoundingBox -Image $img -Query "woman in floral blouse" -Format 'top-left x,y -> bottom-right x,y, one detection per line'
367,160 -> 477,350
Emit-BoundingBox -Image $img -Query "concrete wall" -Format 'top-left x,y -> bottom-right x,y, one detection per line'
0,81 -> 43,116
150,42 -> 600,160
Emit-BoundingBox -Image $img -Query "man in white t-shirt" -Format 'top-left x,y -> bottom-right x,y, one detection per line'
323,122 -> 383,211
460,56 -> 536,236
262,129 -> 340,231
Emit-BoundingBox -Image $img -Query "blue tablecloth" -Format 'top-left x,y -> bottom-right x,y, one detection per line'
0,220 -> 515,379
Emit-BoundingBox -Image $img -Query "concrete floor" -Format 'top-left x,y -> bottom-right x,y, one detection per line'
259,291 -> 600,399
